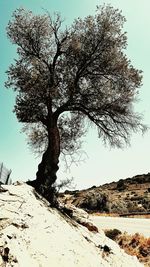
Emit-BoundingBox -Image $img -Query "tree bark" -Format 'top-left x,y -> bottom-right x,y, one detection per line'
35,122 -> 60,204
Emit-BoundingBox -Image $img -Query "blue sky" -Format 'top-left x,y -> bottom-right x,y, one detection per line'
0,0 -> 150,189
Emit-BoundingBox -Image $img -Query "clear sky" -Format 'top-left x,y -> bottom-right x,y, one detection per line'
0,0 -> 150,189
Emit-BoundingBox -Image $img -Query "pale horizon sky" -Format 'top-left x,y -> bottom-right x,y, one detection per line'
0,0 -> 150,189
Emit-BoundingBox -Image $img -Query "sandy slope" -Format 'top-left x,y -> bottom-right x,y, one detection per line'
0,183 -> 143,266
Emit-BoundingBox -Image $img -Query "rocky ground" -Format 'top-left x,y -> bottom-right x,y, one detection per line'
58,173 -> 150,266
0,183 -> 143,267
59,173 -> 150,215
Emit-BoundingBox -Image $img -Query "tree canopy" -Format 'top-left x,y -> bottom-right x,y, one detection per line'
6,5 -> 146,203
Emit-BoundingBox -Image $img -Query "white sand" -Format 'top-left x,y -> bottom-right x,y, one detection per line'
0,183 -> 143,266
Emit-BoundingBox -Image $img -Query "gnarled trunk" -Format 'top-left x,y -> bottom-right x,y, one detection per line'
35,123 -> 60,204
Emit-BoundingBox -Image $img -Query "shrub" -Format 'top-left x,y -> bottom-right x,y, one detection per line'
105,229 -> 122,240
116,179 -> 126,191
77,192 -> 109,212
109,201 -> 128,213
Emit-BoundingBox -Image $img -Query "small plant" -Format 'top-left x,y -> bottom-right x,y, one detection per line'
105,229 -> 122,241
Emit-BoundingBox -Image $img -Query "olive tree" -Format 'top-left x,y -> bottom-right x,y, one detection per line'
6,5 -> 145,203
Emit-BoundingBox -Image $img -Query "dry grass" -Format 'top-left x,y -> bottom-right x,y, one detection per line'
125,214 -> 150,219
90,212 -> 119,217
105,230 -> 150,266
92,212 -> 150,219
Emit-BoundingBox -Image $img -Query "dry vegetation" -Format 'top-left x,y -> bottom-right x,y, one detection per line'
59,174 -> 150,265
105,229 -> 150,266
59,173 -> 150,216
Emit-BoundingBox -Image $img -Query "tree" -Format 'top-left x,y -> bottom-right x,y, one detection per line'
6,5 -> 146,203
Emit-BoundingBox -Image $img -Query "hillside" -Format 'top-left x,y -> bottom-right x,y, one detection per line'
59,173 -> 150,215
0,182 -> 143,267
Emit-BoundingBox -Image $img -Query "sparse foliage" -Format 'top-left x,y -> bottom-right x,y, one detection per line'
6,5 -> 146,203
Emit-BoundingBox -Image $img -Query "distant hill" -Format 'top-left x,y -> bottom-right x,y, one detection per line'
59,173 -> 150,215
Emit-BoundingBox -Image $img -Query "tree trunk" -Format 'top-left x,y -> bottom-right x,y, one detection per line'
35,123 -> 60,204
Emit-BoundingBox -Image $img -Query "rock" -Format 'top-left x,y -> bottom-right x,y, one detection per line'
0,183 -> 143,267
62,204 -> 99,232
